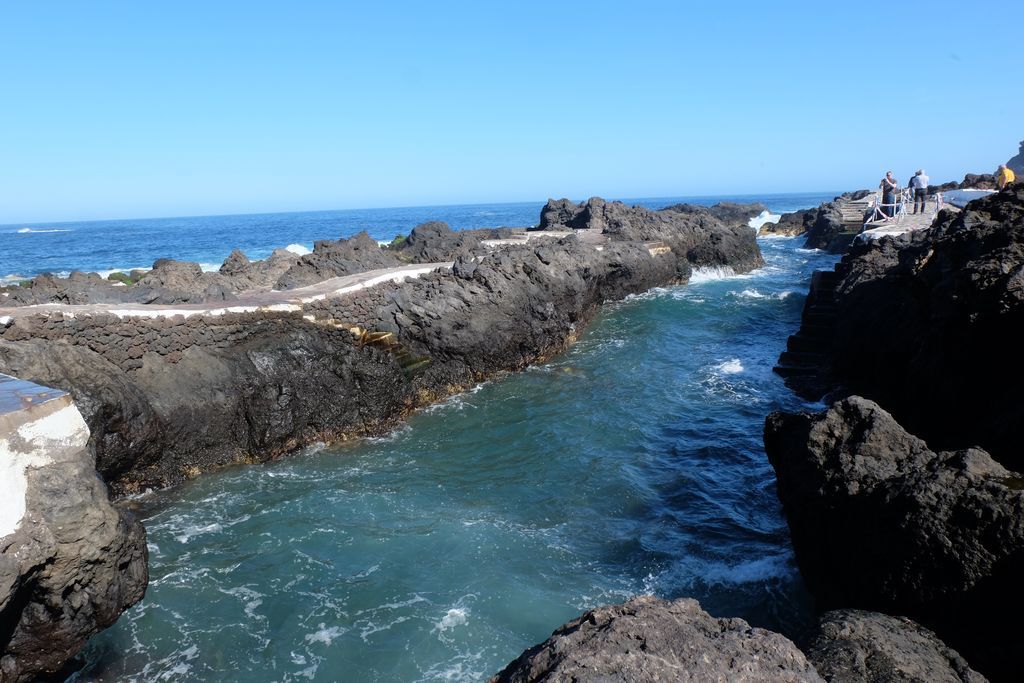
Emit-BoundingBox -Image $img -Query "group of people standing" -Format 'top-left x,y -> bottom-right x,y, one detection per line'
878,169 -> 930,217
878,165 -> 1017,220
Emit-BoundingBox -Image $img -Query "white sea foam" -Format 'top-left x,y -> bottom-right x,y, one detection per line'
16,227 -> 70,233
748,210 -> 781,232
286,243 -> 312,256
173,522 -> 223,544
304,623 -> 347,645
689,266 -> 738,283
435,608 -> 468,632
713,359 -> 744,374
731,288 -> 794,300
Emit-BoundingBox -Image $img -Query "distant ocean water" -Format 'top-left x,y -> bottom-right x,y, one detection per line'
44,192 -> 842,681
1,192 -> 835,282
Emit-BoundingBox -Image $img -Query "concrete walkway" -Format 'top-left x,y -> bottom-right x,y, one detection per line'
858,192 -> 959,242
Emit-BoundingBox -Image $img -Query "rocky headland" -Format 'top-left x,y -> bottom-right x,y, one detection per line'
763,183 -> 1023,681
0,198 -> 766,676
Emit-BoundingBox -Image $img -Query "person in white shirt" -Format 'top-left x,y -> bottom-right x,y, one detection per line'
909,169 -> 930,214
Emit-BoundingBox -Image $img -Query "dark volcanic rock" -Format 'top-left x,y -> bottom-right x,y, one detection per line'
810,185 -> 1024,467
134,259 -> 236,304
1008,140 -> 1024,175
538,197 -> 583,229
218,248 -> 299,290
0,237 -> 679,495
5,258 -> 242,307
765,396 -> 1024,681
536,197 -> 764,276
389,221 -> 482,263
808,610 -> 987,683
960,173 -> 996,190
761,208 -> 814,236
0,394 -> 147,682
2,272 -> 135,307
659,201 -> 768,229
490,595 -> 822,682
275,231 -> 401,289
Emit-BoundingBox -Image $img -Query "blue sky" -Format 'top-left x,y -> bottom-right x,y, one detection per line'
1,1 -> 1021,223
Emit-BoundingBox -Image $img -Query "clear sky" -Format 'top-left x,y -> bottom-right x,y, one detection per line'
1,1 -> 1021,223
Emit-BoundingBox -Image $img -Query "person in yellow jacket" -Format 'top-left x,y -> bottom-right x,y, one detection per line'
996,164 -> 1016,190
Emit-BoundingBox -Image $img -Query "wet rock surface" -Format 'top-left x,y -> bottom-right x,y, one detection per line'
0,393 -> 147,682
761,208 -> 814,236
765,396 -> 1024,681
489,595 -> 823,683
807,609 -> 987,683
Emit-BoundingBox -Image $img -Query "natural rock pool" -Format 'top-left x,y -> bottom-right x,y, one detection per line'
68,230 -> 838,682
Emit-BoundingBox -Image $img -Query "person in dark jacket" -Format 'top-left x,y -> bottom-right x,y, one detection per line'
879,171 -> 899,218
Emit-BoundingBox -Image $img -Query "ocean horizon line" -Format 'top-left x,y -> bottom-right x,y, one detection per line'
0,189 -> 845,230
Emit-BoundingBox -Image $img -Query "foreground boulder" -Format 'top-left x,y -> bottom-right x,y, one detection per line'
0,378 -> 147,681
808,610 -> 987,683
765,396 -> 1024,680
490,595 -> 822,682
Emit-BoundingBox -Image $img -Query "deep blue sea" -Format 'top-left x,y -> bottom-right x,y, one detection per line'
17,193 -> 840,682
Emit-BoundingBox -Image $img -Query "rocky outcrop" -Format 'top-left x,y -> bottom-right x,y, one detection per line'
659,201 -> 768,229
960,173 -> 996,190
388,221 -> 483,263
218,247 -> 300,289
807,610 -> 987,683
0,379 -> 147,682
4,249 -> 301,307
0,237 -> 688,495
275,231 -> 402,289
536,197 -> 764,275
761,208 -> 814,236
781,186 -> 1024,468
800,190 -> 871,252
489,595 -> 823,682
764,396 -> 1024,681
1008,140 -> 1024,175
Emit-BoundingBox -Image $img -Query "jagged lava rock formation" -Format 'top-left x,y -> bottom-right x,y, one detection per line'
1,203 -> 762,495
489,595 -> 823,683
781,185 -> 1024,468
536,196 -> 765,274
765,396 -> 1022,680
0,376 -> 147,682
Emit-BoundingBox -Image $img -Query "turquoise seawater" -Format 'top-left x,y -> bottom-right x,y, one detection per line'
67,220 -> 839,681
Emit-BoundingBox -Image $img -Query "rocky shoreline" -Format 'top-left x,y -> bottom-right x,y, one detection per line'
761,184 -> 1024,681
3,185 -> 1019,681
0,197 -> 763,678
